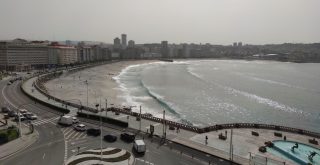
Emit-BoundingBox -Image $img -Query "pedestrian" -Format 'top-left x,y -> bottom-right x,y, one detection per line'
205,135 -> 208,144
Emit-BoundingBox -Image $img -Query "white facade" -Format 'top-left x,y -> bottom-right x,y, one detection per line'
49,46 -> 78,65
0,39 -> 49,70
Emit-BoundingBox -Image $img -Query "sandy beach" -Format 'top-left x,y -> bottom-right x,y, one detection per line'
45,60 -> 156,109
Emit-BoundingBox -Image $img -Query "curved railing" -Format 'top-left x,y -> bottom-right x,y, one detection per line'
30,64 -> 320,137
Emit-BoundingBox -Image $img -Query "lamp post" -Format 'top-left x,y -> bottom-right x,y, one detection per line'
95,103 -> 103,162
139,106 -> 142,132
84,80 -> 89,107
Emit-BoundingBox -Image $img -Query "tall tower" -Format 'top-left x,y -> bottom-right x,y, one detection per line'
121,34 -> 127,48
113,37 -> 121,49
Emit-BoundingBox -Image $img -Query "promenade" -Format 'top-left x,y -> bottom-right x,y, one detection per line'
21,67 -> 320,165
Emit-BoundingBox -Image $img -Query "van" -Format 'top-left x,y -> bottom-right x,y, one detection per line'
133,140 -> 146,154
58,115 -> 73,126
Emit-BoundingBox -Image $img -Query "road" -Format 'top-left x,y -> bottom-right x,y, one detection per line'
0,76 -> 211,165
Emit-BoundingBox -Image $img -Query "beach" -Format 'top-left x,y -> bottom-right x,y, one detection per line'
45,60 -> 156,109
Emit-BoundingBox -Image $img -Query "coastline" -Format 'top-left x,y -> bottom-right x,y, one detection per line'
45,60 -> 156,109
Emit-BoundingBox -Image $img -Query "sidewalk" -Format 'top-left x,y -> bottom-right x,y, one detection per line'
0,114 -> 39,160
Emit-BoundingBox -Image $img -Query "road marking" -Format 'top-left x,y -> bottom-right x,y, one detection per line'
66,131 -> 77,140
64,128 -> 73,135
32,117 -> 59,126
42,153 -> 46,159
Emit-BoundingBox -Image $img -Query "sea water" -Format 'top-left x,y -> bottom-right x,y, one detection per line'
113,60 -> 320,132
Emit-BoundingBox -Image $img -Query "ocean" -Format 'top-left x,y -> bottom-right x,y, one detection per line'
114,60 -> 320,132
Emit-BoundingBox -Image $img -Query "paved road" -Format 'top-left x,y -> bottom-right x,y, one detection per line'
0,79 -> 65,165
0,77 -> 210,165
1,73 -> 237,165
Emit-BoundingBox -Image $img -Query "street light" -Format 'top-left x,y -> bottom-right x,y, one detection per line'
84,80 -> 89,107
95,103 -> 103,162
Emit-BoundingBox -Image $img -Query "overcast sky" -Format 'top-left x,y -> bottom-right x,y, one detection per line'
1,0 -> 319,45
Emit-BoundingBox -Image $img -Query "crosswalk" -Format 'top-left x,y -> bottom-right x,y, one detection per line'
62,127 -> 87,141
135,158 -> 154,165
31,116 -> 59,126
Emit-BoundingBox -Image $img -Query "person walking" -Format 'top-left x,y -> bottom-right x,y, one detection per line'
205,135 -> 208,145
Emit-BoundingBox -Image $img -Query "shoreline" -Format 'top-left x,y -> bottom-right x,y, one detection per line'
45,60 -> 156,109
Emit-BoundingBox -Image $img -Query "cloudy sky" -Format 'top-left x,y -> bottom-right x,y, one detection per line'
0,0 -> 319,45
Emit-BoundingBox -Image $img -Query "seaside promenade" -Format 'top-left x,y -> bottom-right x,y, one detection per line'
21,65 -> 320,165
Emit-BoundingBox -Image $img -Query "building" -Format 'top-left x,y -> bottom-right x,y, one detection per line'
77,43 -> 92,63
49,43 -> 78,65
161,41 -> 169,58
0,39 -> 49,71
121,34 -> 127,48
233,42 -> 238,47
113,37 -> 121,49
238,42 -> 243,47
128,40 -> 135,48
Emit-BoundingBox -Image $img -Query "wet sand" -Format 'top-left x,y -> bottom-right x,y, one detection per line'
45,60 -> 156,108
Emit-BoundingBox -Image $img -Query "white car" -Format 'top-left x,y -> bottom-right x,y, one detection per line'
74,124 -> 86,131
72,117 -> 79,124
26,113 -> 38,120
19,109 -> 28,115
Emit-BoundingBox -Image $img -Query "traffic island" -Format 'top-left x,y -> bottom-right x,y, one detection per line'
65,147 -> 134,165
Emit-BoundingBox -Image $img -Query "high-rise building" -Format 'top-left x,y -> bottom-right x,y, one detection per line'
161,41 -> 169,58
113,37 -> 121,49
121,34 -> 127,48
238,42 -> 242,47
233,42 -> 238,47
128,40 -> 135,48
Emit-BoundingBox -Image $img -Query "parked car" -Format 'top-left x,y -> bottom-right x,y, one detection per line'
104,134 -> 117,142
120,132 -> 135,143
8,111 -> 17,117
72,117 -> 79,124
7,82 -> 12,85
86,128 -> 101,136
25,113 -> 38,120
74,124 -> 86,131
1,107 -> 10,113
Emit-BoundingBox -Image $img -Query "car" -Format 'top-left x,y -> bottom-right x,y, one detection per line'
25,113 -> 38,120
23,112 -> 32,117
15,113 -> 26,121
19,109 -> 28,115
120,132 -> 135,143
86,128 -> 101,136
1,107 -> 10,113
74,123 -> 86,131
104,134 -> 117,142
72,117 -> 79,124
8,111 -> 17,117
133,140 -> 146,154
7,82 -> 12,85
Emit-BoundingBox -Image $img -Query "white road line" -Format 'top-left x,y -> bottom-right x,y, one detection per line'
2,85 -> 18,109
65,131 -> 77,140
75,133 -> 86,140
64,128 -> 74,135
42,153 -> 46,159
71,131 -> 80,140
33,117 -> 59,125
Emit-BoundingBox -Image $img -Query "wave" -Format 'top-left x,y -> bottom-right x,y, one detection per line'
185,65 -> 310,116
139,80 -> 180,117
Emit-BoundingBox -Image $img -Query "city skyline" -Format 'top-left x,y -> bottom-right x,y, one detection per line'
0,0 -> 319,45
